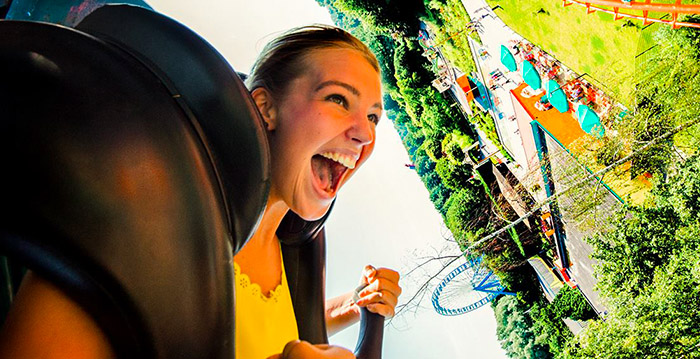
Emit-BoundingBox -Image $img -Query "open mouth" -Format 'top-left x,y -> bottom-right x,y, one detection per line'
310,152 -> 356,195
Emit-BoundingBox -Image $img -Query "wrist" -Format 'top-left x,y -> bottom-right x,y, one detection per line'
330,295 -> 359,318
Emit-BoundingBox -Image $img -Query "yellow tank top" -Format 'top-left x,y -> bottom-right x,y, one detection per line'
234,250 -> 299,359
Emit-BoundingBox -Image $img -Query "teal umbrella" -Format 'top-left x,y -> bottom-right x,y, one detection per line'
576,104 -> 605,138
545,79 -> 569,113
521,60 -> 541,90
500,45 -> 517,72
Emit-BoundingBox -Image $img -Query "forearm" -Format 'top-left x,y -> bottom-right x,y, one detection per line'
324,292 -> 360,337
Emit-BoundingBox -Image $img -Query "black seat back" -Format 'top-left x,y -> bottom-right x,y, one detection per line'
0,9 -> 269,358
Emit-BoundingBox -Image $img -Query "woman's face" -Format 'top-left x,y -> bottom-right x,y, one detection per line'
264,47 -> 382,220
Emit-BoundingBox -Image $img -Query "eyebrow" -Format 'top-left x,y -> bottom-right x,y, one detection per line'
315,80 -> 383,112
315,80 -> 360,96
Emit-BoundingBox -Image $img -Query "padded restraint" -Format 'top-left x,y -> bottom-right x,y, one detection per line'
278,208 -> 335,344
278,207 -> 386,359
0,15 -> 268,359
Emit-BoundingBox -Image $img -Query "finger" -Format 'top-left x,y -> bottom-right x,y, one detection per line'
357,290 -> 398,309
267,355 -> 281,359
373,267 -> 400,283
283,341 -> 355,359
281,340 -> 304,359
318,345 -> 356,359
360,265 -> 377,285
359,278 -> 402,298
356,291 -> 381,307
366,302 -> 395,318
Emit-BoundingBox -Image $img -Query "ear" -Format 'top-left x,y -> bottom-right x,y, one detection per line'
251,87 -> 278,131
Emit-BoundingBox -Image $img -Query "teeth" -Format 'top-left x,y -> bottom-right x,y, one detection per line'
320,152 -> 357,169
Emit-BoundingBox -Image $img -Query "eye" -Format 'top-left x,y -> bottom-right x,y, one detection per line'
326,94 -> 348,108
368,114 -> 379,125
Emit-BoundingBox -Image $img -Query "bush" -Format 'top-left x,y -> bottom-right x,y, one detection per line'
595,137 -> 624,167
429,184 -> 452,215
530,301 -> 573,356
551,286 -> 597,321
413,148 -> 435,178
442,136 -> 464,164
444,186 -> 489,244
435,157 -> 473,190
493,296 -> 551,359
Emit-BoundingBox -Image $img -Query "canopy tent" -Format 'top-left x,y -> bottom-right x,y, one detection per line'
545,79 -> 569,113
521,60 -> 541,90
457,74 -> 476,102
500,45 -> 517,72
576,104 -> 605,138
468,76 -> 491,111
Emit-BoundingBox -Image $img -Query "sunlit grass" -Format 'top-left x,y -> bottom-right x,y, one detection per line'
425,0 -> 479,74
485,0 -> 657,106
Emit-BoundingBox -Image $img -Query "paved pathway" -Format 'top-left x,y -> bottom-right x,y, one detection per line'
459,1 -> 529,179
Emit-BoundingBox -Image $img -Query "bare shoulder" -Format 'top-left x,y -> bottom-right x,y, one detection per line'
0,271 -> 115,359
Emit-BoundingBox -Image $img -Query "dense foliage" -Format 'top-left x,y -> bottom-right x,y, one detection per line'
562,155 -> 700,358
435,157 -> 473,190
597,15 -> 700,176
495,296 -> 552,359
528,300 -> 573,356
444,185 -> 489,246
549,287 -> 596,322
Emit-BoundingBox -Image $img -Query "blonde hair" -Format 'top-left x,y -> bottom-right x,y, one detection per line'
246,25 -> 379,97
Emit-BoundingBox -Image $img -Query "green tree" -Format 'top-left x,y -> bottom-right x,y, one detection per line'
392,39 -> 434,123
628,92 -> 674,178
413,148 -> 434,177
589,205 -> 683,303
529,301 -> 572,357
435,157 -> 473,190
332,0 -> 426,35
653,154 -> 700,222
550,286 -> 596,321
494,296 -> 552,359
622,14 -> 700,172
428,183 -> 452,215
422,134 -> 443,162
444,186 -> 489,245
563,248 -> 700,359
563,155 -> 700,359
442,135 -> 464,163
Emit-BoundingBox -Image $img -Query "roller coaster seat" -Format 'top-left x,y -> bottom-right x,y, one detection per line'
0,4 -> 384,358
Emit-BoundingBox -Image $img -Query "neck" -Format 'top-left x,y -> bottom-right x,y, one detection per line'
248,192 -> 288,249
233,192 -> 288,290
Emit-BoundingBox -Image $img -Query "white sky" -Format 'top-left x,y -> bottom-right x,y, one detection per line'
146,1 -> 507,357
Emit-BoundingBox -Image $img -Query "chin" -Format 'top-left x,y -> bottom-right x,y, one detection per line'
292,200 -> 332,222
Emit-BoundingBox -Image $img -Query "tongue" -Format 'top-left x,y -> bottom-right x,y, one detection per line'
312,155 -> 334,192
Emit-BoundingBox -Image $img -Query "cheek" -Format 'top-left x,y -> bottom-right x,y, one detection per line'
358,140 -> 376,168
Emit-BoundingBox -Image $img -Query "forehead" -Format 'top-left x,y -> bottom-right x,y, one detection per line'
299,47 -> 381,96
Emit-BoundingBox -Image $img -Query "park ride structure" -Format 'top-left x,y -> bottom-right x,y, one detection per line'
562,0 -> 700,29
432,256 -> 514,316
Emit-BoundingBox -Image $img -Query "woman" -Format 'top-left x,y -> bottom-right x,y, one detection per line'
0,25 -> 401,359
236,25 -> 401,358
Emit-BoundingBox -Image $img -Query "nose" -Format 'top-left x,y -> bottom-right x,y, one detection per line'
347,112 -> 374,146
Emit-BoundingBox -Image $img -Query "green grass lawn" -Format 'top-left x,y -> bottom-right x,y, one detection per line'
425,0 -> 480,74
485,0 -> 662,106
